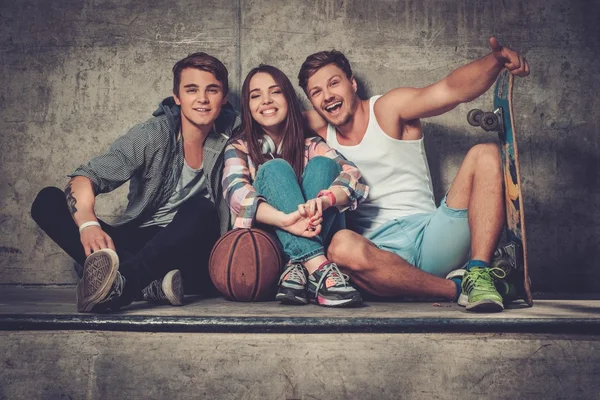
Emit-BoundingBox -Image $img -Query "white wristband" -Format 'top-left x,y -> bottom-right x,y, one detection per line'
79,221 -> 101,233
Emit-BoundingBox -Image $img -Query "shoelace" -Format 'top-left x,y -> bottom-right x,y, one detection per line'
314,263 -> 348,297
465,267 -> 506,291
279,263 -> 306,285
142,279 -> 165,301
488,266 -> 507,280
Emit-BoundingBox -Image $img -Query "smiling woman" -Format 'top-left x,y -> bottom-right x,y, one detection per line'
248,72 -> 289,135
221,65 -> 369,308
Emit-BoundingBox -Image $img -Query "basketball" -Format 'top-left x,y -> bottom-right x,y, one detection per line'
209,228 -> 284,302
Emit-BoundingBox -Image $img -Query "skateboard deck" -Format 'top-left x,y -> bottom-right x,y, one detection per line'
467,69 -> 533,307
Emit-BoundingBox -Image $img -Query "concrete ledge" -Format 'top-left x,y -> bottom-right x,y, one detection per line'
2,286 -> 600,399
2,314 -> 600,334
1,286 -> 600,334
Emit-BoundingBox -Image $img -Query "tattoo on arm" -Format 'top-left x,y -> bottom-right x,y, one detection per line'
64,182 -> 78,217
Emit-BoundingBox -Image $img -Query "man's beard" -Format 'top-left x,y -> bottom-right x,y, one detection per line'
323,96 -> 357,128
328,112 -> 353,127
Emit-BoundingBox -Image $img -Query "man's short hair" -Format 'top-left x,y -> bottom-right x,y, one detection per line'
172,52 -> 229,96
298,50 -> 353,92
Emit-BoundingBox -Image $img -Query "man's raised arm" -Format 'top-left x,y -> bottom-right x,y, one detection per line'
378,37 -> 530,122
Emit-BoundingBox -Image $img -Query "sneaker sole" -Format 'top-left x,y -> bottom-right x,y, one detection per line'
77,249 -> 119,313
162,270 -> 184,306
276,289 -> 308,305
465,298 -> 504,312
316,292 -> 363,308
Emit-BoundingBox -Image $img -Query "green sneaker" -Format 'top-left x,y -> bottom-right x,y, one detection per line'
461,267 -> 505,312
494,278 -> 519,303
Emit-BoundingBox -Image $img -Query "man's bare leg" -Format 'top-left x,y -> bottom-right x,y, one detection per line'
445,143 -> 504,263
442,143 -> 506,311
327,143 -> 503,301
327,230 -> 456,300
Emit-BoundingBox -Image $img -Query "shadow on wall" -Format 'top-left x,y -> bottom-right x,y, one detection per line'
355,74 -> 369,101
227,92 -> 241,113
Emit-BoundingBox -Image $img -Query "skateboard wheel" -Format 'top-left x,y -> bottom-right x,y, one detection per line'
467,109 -> 482,126
480,112 -> 499,131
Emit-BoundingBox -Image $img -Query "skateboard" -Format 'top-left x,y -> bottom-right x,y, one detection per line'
467,69 -> 533,307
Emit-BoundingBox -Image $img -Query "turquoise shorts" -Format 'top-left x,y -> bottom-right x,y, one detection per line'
364,196 -> 470,277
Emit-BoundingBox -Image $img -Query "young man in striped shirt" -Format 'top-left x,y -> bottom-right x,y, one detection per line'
31,53 -> 237,313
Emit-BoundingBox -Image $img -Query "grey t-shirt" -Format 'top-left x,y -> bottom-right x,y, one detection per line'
139,159 -> 211,228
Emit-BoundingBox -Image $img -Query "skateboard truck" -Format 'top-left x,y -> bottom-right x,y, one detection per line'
494,242 -> 523,276
467,107 -> 505,141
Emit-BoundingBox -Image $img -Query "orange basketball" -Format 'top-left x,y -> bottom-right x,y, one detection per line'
209,228 -> 284,301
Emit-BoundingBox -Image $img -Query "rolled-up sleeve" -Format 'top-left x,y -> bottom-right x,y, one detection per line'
222,142 -> 265,228
307,137 -> 369,212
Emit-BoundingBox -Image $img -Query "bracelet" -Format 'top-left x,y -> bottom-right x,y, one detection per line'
317,190 -> 336,207
79,221 -> 101,233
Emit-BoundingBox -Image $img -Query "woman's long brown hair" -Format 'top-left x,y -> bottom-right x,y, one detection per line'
232,64 -> 311,180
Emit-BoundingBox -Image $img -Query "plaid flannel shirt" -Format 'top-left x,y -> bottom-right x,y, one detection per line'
222,136 -> 369,228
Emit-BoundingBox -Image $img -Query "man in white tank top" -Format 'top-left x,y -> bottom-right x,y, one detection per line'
298,38 -> 530,312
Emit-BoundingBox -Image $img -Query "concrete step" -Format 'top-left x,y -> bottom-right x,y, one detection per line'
1,286 -> 599,399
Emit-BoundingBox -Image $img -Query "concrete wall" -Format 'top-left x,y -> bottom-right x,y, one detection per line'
1,0 -> 599,292
2,331 -> 600,399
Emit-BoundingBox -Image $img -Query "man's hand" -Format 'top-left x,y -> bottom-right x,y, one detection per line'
280,211 -> 322,238
489,37 -> 530,77
80,225 -> 115,257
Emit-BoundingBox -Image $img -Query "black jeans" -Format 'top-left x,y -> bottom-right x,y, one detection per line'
31,187 -> 219,297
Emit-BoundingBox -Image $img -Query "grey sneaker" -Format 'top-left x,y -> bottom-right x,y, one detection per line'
142,269 -> 184,306
77,248 -> 124,313
307,262 -> 362,307
276,262 -> 308,305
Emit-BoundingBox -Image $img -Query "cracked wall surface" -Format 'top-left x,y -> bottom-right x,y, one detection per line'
1,0 -> 599,292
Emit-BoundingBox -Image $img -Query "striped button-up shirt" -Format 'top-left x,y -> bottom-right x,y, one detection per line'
69,97 -> 238,235
223,136 -> 369,228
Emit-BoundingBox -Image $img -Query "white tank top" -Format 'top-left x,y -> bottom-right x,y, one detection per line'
326,96 -> 436,234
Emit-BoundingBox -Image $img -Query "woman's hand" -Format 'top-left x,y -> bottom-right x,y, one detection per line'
298,196 -> 332,224
280,210 -> 322,238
